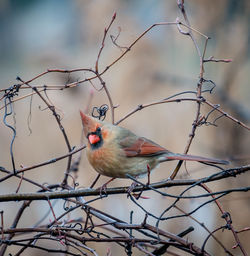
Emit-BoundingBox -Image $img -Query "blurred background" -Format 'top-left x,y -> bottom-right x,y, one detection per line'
0,0 -> 249,255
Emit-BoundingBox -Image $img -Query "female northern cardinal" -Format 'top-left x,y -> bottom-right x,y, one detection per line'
80,111 -> 228,179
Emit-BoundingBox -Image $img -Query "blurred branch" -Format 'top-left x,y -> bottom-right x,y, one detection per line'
0,145 -> 86,184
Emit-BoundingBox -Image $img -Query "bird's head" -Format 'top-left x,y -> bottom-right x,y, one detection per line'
80,110 -> 107,149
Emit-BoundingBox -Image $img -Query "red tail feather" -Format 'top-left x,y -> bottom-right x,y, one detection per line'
164,153 -> 229,165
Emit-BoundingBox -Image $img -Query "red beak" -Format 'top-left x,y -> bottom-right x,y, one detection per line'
88,134 -> 100,144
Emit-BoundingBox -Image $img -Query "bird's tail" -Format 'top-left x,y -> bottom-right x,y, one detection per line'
162,153 -> 229,165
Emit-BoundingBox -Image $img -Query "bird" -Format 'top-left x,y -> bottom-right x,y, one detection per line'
80,111 -> 229,183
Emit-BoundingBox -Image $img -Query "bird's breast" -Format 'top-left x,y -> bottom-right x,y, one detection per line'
87,142 -> 126,178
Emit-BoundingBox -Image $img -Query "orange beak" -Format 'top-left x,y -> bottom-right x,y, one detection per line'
88,134 -> 101,144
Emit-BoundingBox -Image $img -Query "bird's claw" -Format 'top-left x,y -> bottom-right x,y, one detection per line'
127,181 -> 138,195
127,182 -> 146,200
95,177 -> 116,197
96,184 -> 108,197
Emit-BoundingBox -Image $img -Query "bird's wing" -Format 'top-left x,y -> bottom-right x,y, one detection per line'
119,136 -> 169,157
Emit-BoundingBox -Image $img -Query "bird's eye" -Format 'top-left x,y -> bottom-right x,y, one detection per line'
96,127 -> 101,132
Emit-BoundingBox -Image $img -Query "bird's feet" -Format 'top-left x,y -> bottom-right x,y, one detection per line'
127,181 -> 144,199
96,183 -> 108,197
95,177 -> 116,197
126,167 -> 152,200
127,181 -> 150,200
127,181 -> 138,195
